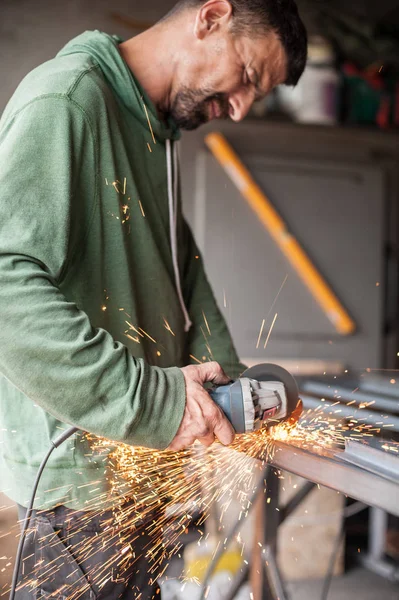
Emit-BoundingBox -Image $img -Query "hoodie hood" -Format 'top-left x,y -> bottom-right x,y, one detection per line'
58,30 -> 181,142
58,30 -> 190,331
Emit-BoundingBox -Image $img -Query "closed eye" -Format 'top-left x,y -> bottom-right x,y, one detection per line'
242,66 -> 250,86
242,66 -> 264,101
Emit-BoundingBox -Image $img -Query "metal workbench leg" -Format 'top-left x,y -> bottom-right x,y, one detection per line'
369,507 -> 388,561
360,507 -> 399,582
262,467 -> 290,600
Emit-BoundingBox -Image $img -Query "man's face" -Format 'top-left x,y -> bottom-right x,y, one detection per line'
169,28 -> 287,131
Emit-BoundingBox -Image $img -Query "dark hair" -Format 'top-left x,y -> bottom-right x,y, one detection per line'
164,0 -> 307,86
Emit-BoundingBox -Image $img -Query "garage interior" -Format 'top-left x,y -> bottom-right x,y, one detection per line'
0,1 -> 398,599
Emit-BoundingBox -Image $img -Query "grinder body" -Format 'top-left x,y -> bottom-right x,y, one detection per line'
209,363 -> 299,434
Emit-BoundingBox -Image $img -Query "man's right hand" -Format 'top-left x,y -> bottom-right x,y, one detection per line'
167,361 -> 235,452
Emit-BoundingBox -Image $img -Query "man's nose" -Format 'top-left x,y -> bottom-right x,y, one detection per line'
228,90 -> 255,122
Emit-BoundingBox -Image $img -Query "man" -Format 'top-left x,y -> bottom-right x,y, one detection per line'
0,0 -> 307,597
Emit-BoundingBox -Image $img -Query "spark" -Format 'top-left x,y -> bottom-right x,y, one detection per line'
264,313 -> 278,349
10,386 -> 396,597
142,100 -> 157,145
163,318 -> 175,337
112,181 -> 122,194
139,200 -> 146,217
264,275 -> 288,325
202,311 -> 211,336
138,327 -> 157,344
257,276 -> 287,349
147,143 -> 153,153
256,319 -> 265,349
189,354 -> 203,364
126,321 -> 145,338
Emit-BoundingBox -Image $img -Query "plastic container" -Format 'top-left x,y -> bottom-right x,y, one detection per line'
279,36 -> 340,125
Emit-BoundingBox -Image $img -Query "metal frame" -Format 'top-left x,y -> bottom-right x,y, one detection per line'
360,507 -> 399,583
202,438 -> 399,599
302,394 -> 399,432
270,442 -> 399,518
223,476 -> 316,600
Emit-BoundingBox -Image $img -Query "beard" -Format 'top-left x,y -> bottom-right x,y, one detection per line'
169,87 -> 230,131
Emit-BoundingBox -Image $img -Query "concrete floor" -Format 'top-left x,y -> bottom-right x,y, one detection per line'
2,494 -> 398,599
287,568 -> 399,600
160,569 -> 399,599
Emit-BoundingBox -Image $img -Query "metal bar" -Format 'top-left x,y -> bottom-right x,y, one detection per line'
199,466 -> 271,600
269,442 -> 399,517
302,394 -> 399,432
339,440 -> 399,484
279,481 -> 316,524
302,381 -> 399,415
264,467 -> 280,553
360,377 -> 399,399
360,514 -> 399,585
263,547 -> 290,600
359,555 -> 399,582
205,132 -> 356,335
224,566 -> 249,600
261,468 -> 291,600
261,468 -> 280,600
369,507 -> 389,561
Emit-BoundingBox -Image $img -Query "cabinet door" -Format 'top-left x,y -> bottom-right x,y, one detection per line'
187,150 -> 385,370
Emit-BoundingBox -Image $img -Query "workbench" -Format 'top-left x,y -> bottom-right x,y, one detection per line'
271,441 -> 399,518
204,420 -> 399,600
249,435 -> 399,600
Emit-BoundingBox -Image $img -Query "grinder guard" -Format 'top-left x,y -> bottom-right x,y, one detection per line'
210,363 -> 299,434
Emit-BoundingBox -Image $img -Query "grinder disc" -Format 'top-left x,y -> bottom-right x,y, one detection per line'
241,363 -> 299,421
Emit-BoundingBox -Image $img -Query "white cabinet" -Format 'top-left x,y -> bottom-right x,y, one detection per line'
181,121 -> 399,370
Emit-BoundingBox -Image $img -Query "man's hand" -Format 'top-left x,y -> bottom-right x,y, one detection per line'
167,361 -> 235,452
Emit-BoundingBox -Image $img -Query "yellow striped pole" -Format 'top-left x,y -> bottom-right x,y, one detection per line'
205,132 -> 356,336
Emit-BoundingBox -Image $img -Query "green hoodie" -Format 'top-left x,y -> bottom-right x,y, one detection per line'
0,31 -> 244,509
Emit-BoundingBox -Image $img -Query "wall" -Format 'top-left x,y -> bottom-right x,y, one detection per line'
0,0 -> 330,113
0,0 -> 177,112
2,0 -> 398,113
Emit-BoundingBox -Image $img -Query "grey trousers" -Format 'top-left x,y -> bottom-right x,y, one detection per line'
16,502 -> 161,600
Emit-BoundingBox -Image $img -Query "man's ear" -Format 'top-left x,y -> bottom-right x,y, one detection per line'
194,0 -> 233,40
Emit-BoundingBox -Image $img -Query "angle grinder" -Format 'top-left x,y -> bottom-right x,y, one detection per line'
209,363 -> 302,434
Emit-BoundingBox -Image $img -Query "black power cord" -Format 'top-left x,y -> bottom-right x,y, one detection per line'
9,426 -> 79,600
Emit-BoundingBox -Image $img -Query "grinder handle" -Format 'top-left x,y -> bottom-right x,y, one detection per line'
209,381 -> 247,434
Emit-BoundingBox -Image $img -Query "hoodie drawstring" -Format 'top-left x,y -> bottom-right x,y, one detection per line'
166,139 -> 192,333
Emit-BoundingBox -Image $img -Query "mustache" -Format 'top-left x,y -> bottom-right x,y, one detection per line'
206,93 -> 230,119
168,87 -> 231,131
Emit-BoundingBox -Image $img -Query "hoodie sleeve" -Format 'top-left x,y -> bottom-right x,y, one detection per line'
0,96 -> 186,450
181,217 -> 246,379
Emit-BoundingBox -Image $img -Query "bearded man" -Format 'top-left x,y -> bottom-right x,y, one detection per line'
0,1 -> 307,597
